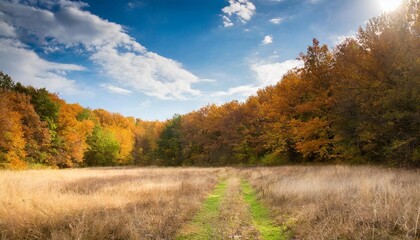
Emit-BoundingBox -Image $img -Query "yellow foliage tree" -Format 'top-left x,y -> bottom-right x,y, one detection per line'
52,96 -> 95,167
93,109 -> 135,164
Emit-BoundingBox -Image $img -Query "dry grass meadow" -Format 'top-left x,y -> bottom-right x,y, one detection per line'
241,166 -> 420,239
0,166 -> 419,239
0,167 -> 224,240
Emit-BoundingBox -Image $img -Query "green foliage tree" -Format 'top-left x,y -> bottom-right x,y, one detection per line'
157,115 -> 183,166
332,1 -> 420,166
84,125 -> 120,166
0,72 -> 15,90
133,120 -> 163,165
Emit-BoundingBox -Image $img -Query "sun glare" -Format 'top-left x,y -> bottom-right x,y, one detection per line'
378,0 -> 403,12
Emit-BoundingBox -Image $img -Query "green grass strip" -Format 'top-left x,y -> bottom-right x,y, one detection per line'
241,180 -> 290,240
176,179 -> 228,240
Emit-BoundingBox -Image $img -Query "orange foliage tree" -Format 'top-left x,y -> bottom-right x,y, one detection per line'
0,92 -> 27,169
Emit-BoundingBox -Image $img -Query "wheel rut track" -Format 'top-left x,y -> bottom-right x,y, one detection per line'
177,176 -> 288,240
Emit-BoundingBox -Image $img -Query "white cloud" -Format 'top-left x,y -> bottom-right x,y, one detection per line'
329,31 -> 357,46
91,48 -> 200,99
251,59 -> 302,86
210,58 -> 301,100
199,78 -> 218,83
100,83 -> 132,95
262,35 -> 273,45
270,18 -> 283,24
222,16 -> 234,27
138,99 -> 151,109
0,1 -> 142,50
127,1 -> 144,10
212,85 -> 260,97
0,38 -> 84,94
221,0 -> 256,27
0,0 -> 200,99
0,21 -> 16,37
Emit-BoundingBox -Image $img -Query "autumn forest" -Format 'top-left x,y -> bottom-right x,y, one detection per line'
1,2 -> 419,169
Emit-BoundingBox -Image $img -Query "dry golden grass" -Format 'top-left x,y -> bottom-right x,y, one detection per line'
240,165 -> 420,239
2,166 -> 419,239
0,167 -> 224,240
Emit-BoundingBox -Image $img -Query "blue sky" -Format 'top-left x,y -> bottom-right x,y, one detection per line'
0,0 -> 396,120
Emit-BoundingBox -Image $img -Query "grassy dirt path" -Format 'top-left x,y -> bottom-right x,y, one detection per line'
177,176 -> 288,240
216,177 -> 261,239
176,179 -> 228,239
241,181 -> 289,240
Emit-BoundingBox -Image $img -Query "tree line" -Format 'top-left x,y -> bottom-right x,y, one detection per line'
1,1 -> 419,169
